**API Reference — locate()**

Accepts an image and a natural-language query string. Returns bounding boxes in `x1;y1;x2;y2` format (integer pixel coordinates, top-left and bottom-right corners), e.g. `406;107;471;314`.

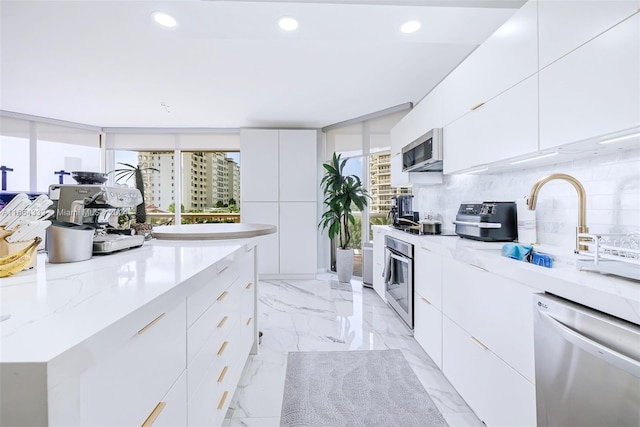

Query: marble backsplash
414;147;640;251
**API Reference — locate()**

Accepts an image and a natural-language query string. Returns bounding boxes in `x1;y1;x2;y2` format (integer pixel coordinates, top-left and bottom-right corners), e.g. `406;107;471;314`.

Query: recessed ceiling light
400;21;421;34
278;16;299;32
152;11;177;28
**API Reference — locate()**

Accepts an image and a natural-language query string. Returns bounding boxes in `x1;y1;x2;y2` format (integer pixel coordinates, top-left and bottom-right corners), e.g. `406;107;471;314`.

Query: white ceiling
0;0;523;129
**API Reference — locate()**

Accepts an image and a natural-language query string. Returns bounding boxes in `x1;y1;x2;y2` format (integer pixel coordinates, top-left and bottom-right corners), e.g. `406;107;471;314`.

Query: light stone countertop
152;223;277;240
378;226;640;326
0;238;255;363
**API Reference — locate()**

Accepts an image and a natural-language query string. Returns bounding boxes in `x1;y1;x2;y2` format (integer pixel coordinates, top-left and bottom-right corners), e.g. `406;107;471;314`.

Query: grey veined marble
280;349;448;427
224;275;483;427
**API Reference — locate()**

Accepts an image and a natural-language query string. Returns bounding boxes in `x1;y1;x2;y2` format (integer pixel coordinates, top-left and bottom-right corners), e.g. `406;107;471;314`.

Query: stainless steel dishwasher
533;293;640;427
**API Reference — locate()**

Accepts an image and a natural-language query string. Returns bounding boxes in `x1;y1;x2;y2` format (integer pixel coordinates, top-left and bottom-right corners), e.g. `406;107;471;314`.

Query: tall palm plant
114;162;159;224
319;152;370;249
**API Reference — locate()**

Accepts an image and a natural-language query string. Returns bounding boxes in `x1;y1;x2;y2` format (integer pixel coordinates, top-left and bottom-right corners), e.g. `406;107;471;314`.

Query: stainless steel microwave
401;128;443;172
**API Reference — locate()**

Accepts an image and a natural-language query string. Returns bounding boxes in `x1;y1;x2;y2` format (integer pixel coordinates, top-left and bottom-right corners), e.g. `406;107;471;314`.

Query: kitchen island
152;223;277;240
0;238;259;426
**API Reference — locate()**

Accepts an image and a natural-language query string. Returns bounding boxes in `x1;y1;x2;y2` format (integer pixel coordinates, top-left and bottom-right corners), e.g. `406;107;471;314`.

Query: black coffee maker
388;195;419;229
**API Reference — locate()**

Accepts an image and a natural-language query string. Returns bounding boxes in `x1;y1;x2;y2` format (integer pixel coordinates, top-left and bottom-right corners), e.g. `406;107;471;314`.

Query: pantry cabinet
443;75;538;174
441;0;538;126
538;0;639;68
539;13;640;150
241;128;318;277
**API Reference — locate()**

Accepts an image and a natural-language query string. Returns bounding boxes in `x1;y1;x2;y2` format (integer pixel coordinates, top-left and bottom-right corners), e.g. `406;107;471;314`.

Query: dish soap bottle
516;196;537;245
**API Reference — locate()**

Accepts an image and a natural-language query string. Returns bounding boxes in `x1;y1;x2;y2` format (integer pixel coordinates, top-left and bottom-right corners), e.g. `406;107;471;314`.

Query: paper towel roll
516;197;537;244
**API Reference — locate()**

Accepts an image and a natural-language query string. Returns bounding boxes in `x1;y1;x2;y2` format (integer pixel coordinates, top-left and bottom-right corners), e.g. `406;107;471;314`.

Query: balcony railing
146;212;240;225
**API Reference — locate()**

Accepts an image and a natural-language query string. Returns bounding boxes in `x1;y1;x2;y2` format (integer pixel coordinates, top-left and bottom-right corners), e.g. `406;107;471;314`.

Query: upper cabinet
278;130;318;202
539;13;640;150
538;0;640;68
240;129;279;202
442;0;538;126
444;75;538;174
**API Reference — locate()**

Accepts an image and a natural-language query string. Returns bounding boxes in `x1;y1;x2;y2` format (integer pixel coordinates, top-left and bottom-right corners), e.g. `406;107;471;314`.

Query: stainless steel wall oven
383;235;414;329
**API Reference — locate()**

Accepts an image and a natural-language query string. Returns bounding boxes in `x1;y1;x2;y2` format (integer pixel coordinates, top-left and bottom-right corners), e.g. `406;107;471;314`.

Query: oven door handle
389;252;410;263
452;220;502;229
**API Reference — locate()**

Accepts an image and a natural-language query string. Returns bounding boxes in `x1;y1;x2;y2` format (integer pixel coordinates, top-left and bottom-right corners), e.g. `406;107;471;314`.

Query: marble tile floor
223;273;483;427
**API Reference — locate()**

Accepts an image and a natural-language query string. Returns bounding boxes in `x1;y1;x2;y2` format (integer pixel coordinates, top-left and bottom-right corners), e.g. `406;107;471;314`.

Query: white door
241;201;279;275
240;129;279;202
279;202;317;275
279;129;317;202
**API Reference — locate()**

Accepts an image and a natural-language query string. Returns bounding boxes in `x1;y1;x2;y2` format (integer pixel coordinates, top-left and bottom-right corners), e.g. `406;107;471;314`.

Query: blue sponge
531;252;553;268
502;243;533;260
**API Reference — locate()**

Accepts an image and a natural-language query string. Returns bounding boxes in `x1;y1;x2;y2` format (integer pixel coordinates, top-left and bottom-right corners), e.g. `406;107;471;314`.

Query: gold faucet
527;173;589;253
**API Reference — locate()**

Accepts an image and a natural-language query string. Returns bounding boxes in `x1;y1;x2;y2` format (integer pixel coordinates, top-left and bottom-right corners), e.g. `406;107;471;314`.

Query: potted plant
113;162;159;224
319;153;370;283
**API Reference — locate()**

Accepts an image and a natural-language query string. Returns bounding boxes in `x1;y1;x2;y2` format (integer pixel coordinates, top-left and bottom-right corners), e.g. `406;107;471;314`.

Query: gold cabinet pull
217;265;229;275
217;316;228;328
471;102;485;111
217;366;229;383
470;264;487;272
246;246;254;252
217;291;228;301
245;282;253;289
421;297;431;305
141;401;166;427
470;336;489;351
246;317;253;326
421;246;431;252
217;391;229;410
137;313;166;335
217;341;229;356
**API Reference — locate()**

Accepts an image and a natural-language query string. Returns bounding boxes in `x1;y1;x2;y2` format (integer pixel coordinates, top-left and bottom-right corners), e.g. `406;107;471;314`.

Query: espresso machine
48;184;146;254
388;195;419;230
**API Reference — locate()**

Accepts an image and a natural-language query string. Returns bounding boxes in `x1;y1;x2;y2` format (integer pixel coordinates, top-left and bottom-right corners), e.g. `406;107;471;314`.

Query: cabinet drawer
80;300;186;426
414;246;442;309
414;295;442;368
241;280;256;353
442;258;537;382
187;256;240;326
442;316;536;427
141;370;187;427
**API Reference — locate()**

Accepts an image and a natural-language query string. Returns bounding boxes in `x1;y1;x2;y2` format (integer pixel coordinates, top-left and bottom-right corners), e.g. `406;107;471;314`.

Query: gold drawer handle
470;264;487;272
137;313;166;335
217;316;228;328
217;265;229;275
245;282;253;289
141;401;166;427
246;317;253;326
217;291;228;301
217;366;229;383
470;336;489;351
421;297;431;305
471;102;485;111
246;246;254;252
217;341;229;356
217;391;229;410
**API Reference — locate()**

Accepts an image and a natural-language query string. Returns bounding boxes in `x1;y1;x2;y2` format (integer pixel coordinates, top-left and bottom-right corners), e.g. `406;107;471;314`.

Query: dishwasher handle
539;311;640;377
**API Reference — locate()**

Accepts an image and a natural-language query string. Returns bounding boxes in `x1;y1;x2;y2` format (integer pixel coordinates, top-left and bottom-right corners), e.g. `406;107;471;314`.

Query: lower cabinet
372;226;387;301
149;371;188;427
413;295;442;369
443;316;536;427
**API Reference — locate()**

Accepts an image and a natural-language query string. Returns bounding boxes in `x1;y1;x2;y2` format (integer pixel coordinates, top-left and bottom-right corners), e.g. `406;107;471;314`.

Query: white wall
414;147;640;251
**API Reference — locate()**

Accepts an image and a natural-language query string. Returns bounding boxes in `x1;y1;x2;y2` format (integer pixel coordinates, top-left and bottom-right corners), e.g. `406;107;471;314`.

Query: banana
0;237;41;277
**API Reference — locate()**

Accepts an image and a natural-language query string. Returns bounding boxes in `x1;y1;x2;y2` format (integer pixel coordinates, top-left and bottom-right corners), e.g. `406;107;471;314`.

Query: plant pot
336;248;354;283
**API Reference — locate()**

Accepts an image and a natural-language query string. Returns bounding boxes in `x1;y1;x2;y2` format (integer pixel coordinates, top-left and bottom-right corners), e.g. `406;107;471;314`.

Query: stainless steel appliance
48;184;145;254
383;235;413;329
401;128;443;172
533;293;640;427
453;201;517;241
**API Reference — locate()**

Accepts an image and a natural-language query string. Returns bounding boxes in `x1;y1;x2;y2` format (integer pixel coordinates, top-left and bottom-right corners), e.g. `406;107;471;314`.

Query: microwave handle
452;220;502;229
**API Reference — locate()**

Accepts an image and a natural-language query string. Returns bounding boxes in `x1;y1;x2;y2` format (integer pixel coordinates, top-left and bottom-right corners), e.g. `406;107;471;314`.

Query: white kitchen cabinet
442;0;538;126
442;316;536;427
279;129;317;202
80;300;187;426
241;202;279;275
441;257;537;382
414;295;443;369
241;128;318;277
372;226;387;302
538;0;639;68
279;202;318;275
414;246;442;309
444;75;538;174
539;13;640;150
240;129;279;202
150;371;187;427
